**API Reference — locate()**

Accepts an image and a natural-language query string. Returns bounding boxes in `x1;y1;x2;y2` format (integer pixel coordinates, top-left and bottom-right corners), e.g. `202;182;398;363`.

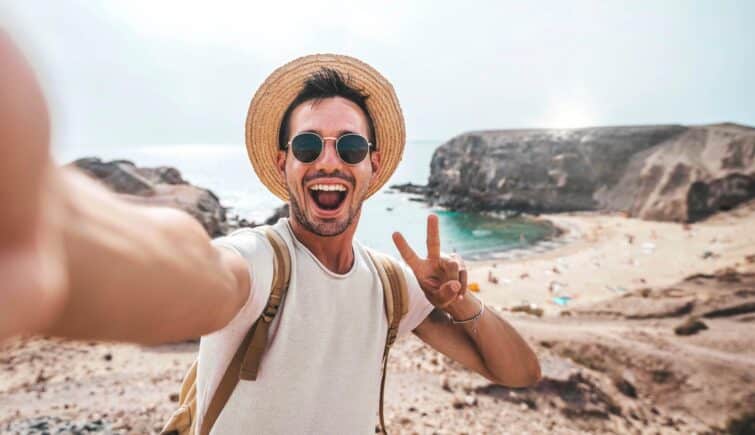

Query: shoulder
211;227;279;314
361;246;434;337
212;228;270;259
214;225;298;273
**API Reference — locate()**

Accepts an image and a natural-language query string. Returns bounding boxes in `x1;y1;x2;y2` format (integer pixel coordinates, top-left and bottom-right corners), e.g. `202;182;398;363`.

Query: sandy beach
468;203;755;315
2;202;754;434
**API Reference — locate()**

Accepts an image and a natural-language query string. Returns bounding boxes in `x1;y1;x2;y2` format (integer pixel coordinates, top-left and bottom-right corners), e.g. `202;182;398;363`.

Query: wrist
445;291;482;321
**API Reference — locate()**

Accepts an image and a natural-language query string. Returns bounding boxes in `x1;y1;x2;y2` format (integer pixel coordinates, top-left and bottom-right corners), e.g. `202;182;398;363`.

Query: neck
287;209;361;274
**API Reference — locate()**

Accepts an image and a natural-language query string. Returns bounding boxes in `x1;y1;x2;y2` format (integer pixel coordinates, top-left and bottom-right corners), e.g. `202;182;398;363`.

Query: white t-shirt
196;218;434;434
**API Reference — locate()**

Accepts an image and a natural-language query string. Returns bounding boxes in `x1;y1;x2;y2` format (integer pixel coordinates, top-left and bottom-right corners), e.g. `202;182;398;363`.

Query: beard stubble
287;183;366;237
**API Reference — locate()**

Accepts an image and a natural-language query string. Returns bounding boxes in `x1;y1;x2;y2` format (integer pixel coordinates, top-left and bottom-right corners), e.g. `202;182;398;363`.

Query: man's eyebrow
297;129;361;137
336;129;360;137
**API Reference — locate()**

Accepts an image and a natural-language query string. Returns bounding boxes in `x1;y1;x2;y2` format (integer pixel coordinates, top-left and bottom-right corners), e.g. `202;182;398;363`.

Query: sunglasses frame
286;132;374;166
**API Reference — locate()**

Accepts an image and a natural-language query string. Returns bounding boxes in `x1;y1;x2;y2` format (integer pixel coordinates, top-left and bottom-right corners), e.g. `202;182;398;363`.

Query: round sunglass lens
291;133;322;163
337;134;370;164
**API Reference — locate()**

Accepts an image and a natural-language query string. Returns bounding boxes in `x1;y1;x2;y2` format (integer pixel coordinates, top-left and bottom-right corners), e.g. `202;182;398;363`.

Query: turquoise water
56;141;555;258
432;211;555;256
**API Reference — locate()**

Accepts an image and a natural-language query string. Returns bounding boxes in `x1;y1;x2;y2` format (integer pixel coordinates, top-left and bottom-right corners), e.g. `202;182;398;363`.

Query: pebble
5;416;110;434
440;375;451;392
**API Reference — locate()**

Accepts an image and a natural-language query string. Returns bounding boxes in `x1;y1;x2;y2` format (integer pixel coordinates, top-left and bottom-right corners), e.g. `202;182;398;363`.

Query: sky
2;0;753;148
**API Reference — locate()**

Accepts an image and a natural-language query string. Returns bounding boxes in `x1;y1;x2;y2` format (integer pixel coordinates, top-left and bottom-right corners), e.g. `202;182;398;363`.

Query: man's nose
314;138;342;172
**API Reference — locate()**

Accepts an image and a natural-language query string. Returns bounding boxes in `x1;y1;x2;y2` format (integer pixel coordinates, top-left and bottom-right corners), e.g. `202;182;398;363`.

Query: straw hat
245;54;405;200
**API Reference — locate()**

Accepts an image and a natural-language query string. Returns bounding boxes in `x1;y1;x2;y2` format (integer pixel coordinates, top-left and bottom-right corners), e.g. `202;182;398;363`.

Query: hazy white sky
2;0;753;147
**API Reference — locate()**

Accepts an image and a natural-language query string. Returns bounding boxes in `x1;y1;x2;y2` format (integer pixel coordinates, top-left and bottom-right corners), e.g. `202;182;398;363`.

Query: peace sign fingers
392;231;421;270
392;213;442;269
392;215;469;306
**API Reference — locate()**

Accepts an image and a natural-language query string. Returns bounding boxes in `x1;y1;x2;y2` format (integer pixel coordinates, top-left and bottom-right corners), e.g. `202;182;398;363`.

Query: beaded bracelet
450;295;485;325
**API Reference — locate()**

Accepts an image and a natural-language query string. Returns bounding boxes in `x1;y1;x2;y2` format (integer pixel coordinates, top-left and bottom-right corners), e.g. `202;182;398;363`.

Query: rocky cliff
427;123;755;222
71;158;239;236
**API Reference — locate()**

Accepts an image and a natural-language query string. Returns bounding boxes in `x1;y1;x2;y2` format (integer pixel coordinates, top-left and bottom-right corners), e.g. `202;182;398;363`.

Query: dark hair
278;68;376;150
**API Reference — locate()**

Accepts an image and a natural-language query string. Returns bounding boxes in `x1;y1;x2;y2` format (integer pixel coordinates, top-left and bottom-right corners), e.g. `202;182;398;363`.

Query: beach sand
1;202;754;434
467;202;755;315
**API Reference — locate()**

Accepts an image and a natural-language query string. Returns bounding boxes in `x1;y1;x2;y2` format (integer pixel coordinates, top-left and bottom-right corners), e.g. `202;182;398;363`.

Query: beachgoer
0;37;540;433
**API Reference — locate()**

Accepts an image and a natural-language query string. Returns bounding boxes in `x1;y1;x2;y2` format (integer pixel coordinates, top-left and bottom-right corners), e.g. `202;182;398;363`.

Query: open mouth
308;183;349;212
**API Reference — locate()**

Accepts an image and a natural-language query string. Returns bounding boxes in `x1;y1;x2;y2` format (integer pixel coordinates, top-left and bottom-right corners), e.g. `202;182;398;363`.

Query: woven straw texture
245;54;405;200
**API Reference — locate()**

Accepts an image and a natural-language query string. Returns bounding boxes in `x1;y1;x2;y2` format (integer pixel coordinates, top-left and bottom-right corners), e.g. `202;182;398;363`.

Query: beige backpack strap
365;249;409;435
199;226;291;435
160;360;198;434
239;227;291;380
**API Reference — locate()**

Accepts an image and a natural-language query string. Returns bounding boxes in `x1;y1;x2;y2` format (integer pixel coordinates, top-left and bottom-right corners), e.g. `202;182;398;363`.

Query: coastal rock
72;157;156;195
674;317;708;336
71;158;229;236
133;166;187;186
265;204;290;225
388;182;431;196
428;123;755;222
510;303;544;317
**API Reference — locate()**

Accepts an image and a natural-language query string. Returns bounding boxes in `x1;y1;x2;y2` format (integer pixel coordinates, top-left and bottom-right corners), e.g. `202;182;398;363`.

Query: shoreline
460;212;575;261
387;192;569;261
466;201;755;315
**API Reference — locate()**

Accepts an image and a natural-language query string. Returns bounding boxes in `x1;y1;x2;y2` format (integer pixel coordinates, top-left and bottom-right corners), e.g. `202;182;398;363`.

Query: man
1;36;540;433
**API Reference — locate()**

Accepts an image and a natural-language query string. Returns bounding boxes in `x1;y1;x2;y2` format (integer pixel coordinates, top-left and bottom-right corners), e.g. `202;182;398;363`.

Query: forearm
43;168;247;344
446;293;541;387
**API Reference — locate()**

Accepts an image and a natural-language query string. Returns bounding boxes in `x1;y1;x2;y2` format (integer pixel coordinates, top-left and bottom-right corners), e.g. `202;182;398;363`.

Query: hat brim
245;54;405;201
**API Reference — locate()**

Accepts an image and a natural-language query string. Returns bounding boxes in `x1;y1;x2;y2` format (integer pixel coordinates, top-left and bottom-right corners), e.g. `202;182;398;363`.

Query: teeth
309;184;347;192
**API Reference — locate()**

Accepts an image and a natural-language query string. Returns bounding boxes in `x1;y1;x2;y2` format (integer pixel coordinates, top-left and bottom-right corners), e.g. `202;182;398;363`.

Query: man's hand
397;215;542;388
0;31;69;340
392;214;467;310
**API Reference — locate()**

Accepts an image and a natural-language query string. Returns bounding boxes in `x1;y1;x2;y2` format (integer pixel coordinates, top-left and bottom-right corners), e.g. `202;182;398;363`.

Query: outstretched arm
41;169;250;344
394;215;541;387
0;32;249;344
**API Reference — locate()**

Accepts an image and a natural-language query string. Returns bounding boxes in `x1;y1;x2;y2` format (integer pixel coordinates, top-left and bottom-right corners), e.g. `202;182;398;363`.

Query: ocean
56;141;554;258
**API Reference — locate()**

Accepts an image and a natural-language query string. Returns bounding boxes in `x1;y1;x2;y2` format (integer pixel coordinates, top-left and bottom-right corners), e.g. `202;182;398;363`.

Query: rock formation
428;123;755;222
71;158;237;236
264;204;290;225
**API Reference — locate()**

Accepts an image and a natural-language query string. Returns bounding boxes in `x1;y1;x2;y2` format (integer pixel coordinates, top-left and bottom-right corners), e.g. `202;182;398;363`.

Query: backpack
161;226;409;435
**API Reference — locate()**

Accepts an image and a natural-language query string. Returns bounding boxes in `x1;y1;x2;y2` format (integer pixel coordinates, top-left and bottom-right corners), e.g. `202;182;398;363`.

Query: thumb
435;280;462;308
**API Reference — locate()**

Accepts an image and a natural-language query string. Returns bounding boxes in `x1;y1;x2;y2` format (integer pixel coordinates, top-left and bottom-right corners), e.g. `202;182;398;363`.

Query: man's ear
369;150;381;183
276;150;287;179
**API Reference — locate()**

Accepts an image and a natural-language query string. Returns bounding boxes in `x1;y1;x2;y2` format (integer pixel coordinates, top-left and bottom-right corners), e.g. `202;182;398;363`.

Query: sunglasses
286;132;373;165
